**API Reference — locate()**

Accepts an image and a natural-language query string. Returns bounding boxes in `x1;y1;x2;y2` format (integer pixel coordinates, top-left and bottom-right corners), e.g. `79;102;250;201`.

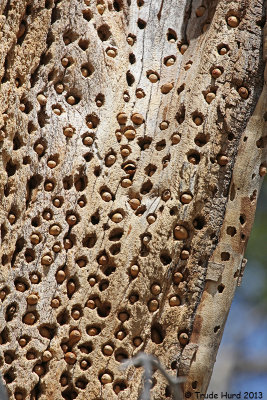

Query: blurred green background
209;178;267;395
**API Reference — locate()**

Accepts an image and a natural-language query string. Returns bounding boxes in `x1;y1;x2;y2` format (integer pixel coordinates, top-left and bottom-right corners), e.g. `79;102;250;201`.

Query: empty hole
62;387;78;399
25;248;35;262
5;303;17;322
0;328;9;344
140;180;153;195
110;243;121;255
83;9;93;21
165;386;171;397
193;216;205;230
11;237;26;267
144;164;157;176
63;176;73;190
26;174;43;206
91;212;100;225
218;284;225;293
4;369;15;384
221;252;230;261
83;233;97;248
31;216;40;227
126;71;135;86
6;160;18;177
129;53;136;64
135;205;146;216
113;0;123;11
97;302;111;317
170;207;177;216
57;309;69;325
175;105;185;124
194;133;209;147
160;252;172;265
13;133;23;150
103;266;116;276
239;214;246;225
97;24;111;41
171;360;177;370
151;324;164;344
214;325;220;333
78;38;89;50
137;18;147;29
2;254;8;265
84;152;93;162
74;174;88;191
99;280;109;291
230;184;236;201
155;139;166;151
109;228;124;241
192;381;198;389
177;83;185;94
63;30;79;44
23;156;31;165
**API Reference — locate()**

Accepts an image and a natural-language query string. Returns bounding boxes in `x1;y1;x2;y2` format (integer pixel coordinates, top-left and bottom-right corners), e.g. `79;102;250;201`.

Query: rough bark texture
0;0;266;399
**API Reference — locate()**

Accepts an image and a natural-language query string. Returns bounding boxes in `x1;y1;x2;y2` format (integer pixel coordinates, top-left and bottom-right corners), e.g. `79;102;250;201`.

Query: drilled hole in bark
97;24;111;41
140;180;153;194
109;228;124;241
129;53;136;64
83;233;97;248
138;136;152;150
145;164;157;176
137;19;147;29
57;309;70;325
239;214;246;225
99;280;109;291
218;284;225;293
13;133;23;150
167;29;177;42
175;105;185;124
113;0;123;11
226;226;236;236
155;139;166;151
83;9;93;21
151;324;164;344
193;216;205;230
97;302;111;317
221;252;230;261
126;71;135;86
194;132;209;147
160;252;172;265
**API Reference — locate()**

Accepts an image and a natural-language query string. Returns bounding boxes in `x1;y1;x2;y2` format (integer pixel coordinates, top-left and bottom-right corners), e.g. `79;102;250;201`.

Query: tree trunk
0;0;266;399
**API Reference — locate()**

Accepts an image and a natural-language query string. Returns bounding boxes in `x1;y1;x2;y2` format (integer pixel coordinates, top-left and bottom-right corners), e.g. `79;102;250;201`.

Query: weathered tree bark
0;0;266;399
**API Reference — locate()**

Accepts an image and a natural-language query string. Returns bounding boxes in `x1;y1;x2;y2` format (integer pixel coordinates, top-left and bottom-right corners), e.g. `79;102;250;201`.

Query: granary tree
0;0;266;399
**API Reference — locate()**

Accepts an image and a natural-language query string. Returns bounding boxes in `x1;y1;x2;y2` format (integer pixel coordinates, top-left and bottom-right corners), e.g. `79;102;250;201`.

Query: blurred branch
122;352;185;400
234;358;267;374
